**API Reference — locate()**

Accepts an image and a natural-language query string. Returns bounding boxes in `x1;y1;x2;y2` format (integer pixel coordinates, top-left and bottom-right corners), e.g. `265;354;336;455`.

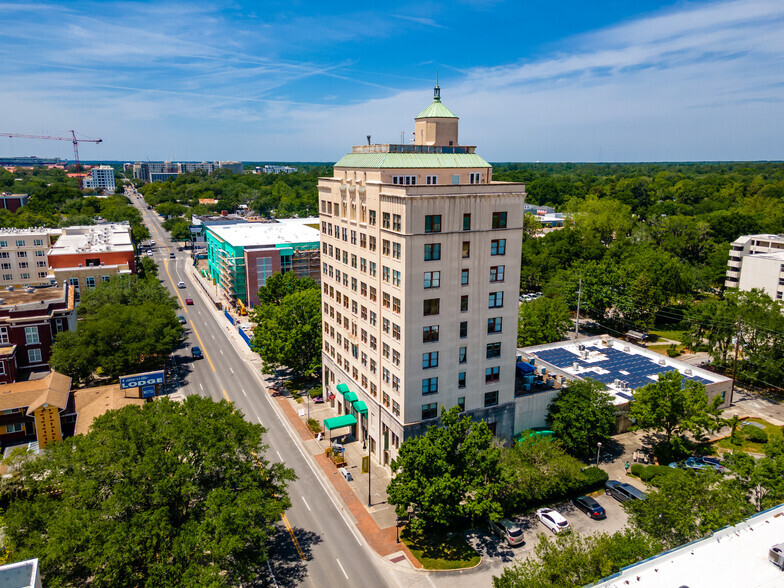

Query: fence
224;310;235;325
238;328;252;347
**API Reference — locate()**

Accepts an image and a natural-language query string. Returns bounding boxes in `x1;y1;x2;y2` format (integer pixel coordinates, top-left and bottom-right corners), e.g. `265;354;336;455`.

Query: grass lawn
401;529;480;570
715;417;783;453
648;329;687;344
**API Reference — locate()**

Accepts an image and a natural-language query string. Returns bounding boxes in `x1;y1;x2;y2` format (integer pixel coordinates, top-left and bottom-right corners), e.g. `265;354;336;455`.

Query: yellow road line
163;260;187;311
221;389;231;402
281;513;306;560
189;320;217;373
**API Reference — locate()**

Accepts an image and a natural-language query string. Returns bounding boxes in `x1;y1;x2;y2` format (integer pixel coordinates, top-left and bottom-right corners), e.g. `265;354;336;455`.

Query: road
131;193;398;587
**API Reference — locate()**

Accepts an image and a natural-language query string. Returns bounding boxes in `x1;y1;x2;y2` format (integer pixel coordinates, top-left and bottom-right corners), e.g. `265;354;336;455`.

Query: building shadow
253;525;323;587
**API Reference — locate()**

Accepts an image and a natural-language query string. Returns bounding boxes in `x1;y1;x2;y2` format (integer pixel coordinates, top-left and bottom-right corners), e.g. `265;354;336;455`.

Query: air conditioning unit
581;351;589;359
658;359;666;366
614;379;621;386
769;542;784;570
607;340;614;347
573;362;580;371
578;344;586;351
623;346;630;352
685;368;693;376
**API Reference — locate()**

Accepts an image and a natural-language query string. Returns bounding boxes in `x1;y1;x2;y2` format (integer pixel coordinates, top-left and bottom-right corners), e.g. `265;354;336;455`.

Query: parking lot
460;490;630;582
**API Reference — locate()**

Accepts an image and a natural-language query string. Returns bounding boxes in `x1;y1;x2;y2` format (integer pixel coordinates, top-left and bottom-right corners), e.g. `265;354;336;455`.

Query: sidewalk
187;266;420;570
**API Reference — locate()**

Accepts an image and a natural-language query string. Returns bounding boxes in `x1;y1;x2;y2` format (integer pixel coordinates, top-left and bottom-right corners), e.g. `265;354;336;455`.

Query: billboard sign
120;370;165;390
141;385;156;398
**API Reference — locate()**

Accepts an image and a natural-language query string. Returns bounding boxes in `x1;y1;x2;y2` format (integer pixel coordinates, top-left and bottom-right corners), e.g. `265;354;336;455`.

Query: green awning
344;391;358;403
353;400;368;415
336;383;350;395
324;414;357;431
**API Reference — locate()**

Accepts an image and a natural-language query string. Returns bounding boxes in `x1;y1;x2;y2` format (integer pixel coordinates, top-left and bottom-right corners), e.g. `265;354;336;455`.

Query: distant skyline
1;0;783;163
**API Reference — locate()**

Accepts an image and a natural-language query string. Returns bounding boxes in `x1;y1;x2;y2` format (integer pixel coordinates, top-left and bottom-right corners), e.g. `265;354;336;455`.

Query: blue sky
1;0;783;162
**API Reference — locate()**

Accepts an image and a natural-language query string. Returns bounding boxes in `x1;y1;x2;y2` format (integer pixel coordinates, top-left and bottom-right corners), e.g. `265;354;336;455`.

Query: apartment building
725;234;784;301
318;85;526;466
133;161;243;182
0;228;61;287
82;165;116;192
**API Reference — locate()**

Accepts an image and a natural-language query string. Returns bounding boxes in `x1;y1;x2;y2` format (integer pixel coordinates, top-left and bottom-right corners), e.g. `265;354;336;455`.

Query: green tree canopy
50;275;182;383
1;396;295;587
251;280;322;377
257;271;318;307
546;379;616;460
517;296;572;346
493;529;661;588
723;447;784;512
630;371;723;442
387;406;503;534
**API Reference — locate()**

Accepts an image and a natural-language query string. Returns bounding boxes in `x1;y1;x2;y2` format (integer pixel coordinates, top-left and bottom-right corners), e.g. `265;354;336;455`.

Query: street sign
120;370;165;390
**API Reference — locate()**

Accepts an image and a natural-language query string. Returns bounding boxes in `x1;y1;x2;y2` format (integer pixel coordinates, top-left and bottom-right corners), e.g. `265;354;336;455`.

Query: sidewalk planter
325;447;347;468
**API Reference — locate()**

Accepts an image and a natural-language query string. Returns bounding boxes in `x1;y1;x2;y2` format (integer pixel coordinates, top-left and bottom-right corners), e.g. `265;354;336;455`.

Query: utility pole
729;315;742;405
574;276;583;340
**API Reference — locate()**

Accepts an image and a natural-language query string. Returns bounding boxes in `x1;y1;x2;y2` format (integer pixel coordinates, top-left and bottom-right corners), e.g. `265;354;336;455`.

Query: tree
251;286;322;377
162;216;191;241
0;396;295;586
517;296;572;346
257;271;318;307
137;255;159;279
546;379;616;460
49;276;182;383
493;529;661;588
629;371;723;443
387;406;503;534
625;469;752;548
723;448;784;512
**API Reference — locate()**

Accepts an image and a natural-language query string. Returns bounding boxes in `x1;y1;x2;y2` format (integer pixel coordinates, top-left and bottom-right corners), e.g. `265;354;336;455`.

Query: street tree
162;216;191;240
0;396;295;587
388;406;503;534
49;275;182;383
625;469;752;549
547;379;616;460
251;285;322;377
629;371;723;443
493;529;661;588
723;448;784;512
257;271;318;307
517;296;572;346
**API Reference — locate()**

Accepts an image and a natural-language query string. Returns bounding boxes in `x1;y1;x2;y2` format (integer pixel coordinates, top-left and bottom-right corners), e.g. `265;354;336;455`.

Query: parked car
177;315;186;324
177;281;186;289
605;480;647;502
571;495;607;520
191;346;203;359
535;508;569;533
146;250;153;257
150;239;156;246
185;298;194;305
169;252;176;259
669;456;727;474
488;518;525;547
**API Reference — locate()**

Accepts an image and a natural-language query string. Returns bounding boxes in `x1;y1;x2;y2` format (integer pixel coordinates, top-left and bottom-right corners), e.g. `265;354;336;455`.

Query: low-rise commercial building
517;335;731;433
0;228;61;287
0;192;30;212
47;223;134;295
725;234;784;301
205;218;320;308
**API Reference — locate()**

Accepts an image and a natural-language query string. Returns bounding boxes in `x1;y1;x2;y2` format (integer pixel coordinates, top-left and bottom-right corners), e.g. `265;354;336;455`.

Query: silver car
489;518;525;547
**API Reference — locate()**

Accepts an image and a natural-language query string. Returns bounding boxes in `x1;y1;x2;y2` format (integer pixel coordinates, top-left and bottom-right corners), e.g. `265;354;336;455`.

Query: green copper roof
334;152;490;169
415;98;458;119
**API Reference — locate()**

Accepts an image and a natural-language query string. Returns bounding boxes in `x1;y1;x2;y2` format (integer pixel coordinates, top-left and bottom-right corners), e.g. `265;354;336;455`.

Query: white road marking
276;450;282;461
211;333;215;339
199;383;203;391
336;558;348;580
229;367;234;375
219;349;224;355
242;388;247;397
258;417;263;425
302;496;311;512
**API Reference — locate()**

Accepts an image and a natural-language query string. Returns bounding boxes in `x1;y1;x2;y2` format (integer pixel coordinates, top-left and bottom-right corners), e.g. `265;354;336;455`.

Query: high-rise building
82;165;116;192
318;86;526;466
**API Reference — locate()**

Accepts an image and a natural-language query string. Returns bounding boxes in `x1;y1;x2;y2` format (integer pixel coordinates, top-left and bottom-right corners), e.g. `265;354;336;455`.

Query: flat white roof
48;223;133;255
593;503;784;587
208;219;319;247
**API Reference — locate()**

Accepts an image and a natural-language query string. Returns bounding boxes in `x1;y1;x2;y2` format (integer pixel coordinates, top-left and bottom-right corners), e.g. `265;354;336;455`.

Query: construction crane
0;130;102;171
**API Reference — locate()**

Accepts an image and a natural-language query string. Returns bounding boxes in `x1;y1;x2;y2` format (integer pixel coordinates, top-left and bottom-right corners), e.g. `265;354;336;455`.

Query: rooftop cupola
414;83;459;147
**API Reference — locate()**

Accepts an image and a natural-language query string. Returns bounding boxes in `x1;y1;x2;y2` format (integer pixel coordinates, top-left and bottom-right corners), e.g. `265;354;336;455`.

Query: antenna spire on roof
434;70;441;101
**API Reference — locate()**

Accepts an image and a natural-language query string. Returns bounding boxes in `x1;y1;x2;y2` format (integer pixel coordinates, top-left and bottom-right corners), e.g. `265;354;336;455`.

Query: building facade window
422;378;438;395
487;317;503;333
382;213;391;228
423;298;440;316
484;391;499;407
458;373;466;389
485;366;500;382
463;213;471;231
461;269;469;285
487;342;502;359
86;276;96;288
28;348;42;363
423;325;439;343
392;175;417;185
25;326;39;345
422;351;439;369
425;215;442;233
392;242;401;259
392;215;402;231
422;403;438;420
491;239;506;255
489;265;505;282
426;175;438;185
461;295;468;312
424;271;440;289
424;243;441;261
457;397;465;411
489;291;504;308
459;347;467;364
469;172;481;184
462;241;470;258
459;321;468;338
492;212;508;229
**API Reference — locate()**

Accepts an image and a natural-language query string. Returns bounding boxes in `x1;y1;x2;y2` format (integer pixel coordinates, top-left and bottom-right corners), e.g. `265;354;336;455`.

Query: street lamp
596;442;602;466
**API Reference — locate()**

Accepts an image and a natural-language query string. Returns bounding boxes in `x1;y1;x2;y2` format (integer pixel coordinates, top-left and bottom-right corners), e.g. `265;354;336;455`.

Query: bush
639;465;675;482
309;389;322;399
306;418;321;434
666;344;680;357
630;463;645;477
743;426;768;444
578;466;609;491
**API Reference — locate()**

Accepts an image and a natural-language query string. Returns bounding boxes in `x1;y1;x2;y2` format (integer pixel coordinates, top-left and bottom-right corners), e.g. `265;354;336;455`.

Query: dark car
572;495;607;519
191;346;203;359
670;456;727;474
605;480;647;502
177;315;186;324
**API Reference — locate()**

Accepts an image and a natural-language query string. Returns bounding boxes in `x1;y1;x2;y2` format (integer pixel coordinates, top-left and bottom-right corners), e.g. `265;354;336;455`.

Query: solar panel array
533;345;713;390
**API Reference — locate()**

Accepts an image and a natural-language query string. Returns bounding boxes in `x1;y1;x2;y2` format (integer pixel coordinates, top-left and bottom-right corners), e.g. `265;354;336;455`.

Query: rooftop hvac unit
658;359;666;366
614;379;621;386
685;368;693;376
581;351;589;359
607;340;614;347
578;344;586;351
573;362;580;371
769;543;784;570
623;346;630;352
